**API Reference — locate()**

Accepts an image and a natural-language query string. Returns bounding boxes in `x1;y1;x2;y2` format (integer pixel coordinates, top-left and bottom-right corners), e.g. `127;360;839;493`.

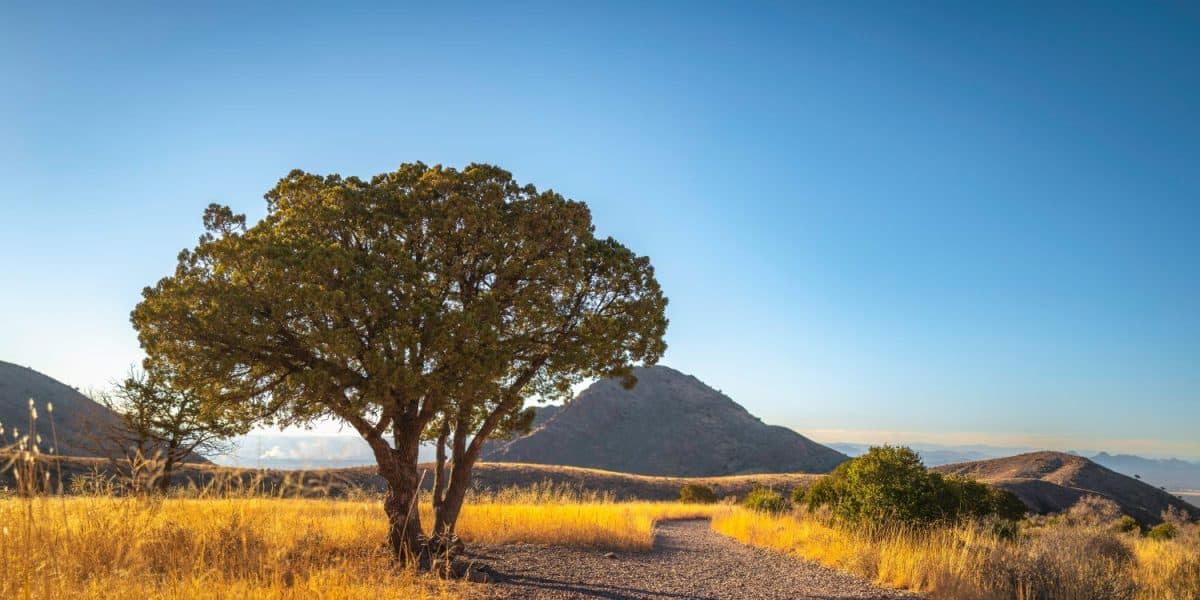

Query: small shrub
789;484;809;505
1114;516;1142;534
1018;527;1136;599
1148;523;1177;540
986;515;1019;540
1067;495;1122;526
744;485;789;514
678;483;717;504
1161;505;1193;528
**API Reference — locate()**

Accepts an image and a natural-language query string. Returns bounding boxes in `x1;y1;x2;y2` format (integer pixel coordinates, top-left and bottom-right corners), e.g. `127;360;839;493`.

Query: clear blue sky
3;2;1198;457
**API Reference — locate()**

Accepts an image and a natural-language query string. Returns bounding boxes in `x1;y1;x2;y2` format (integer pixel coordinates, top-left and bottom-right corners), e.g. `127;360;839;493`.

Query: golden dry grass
0;495;466;600
0;483;722;600
711;507;1200;600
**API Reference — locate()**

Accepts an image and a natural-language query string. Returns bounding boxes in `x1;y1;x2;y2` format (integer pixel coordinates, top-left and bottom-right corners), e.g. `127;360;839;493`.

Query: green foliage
678;483;717;504
803;445;1027;527
1147;523;1177;540
789;484;809;505
941;475;1028;522
744;485;790;514
1114;516;1143;534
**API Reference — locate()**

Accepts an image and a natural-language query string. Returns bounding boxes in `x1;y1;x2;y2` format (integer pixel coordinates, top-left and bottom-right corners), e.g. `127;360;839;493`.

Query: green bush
1147;523;1177;540
789;484;809;505
678;483;717;504
803;445;1028;527
744;485;790;514
1114;516;1142;534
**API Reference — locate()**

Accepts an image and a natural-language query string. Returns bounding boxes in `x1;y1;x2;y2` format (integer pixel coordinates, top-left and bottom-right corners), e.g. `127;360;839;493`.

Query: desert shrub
1148;523;1177;540
744;485;789;514
1115;515;1143;534
678;483;717;504
941;475;1027;522
1006;527;1136;600
789;484;810;505
1067;495;1123;526
986;515;1020;540
804;445;1025;527
1161;505;1193;528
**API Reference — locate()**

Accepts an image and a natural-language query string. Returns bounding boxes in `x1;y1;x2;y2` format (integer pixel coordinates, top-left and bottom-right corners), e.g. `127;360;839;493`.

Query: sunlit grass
711;507;1200;599
0;495;464;599
0;481;723;600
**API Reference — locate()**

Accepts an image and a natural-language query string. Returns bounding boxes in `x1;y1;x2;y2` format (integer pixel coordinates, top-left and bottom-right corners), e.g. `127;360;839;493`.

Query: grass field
712;507;1200;599
0;484;723;600
4;484;1200;600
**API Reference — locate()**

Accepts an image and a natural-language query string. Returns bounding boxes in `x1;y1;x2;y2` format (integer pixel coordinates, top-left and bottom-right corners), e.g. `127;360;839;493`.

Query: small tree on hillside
98;367;246;492
131;164;668;561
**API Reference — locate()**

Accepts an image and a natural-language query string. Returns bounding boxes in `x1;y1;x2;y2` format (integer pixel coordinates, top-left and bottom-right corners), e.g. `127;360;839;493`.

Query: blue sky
3;2;1198;458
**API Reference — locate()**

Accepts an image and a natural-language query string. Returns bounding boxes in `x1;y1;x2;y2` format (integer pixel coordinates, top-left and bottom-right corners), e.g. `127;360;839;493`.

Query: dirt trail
476;519;923;599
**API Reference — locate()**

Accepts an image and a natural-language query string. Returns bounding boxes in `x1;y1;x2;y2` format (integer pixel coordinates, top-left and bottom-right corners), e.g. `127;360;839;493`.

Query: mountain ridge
484;365;847;476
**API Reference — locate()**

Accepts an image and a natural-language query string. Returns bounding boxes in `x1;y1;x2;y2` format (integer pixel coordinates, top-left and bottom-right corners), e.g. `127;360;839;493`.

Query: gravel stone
472;519;924;599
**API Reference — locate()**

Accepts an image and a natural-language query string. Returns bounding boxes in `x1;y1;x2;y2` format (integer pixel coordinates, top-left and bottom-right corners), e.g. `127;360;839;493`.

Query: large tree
132;163;668;560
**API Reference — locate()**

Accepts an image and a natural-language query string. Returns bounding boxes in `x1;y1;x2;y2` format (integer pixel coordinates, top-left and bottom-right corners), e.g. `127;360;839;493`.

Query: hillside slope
934;451;1198;524
484;365;847;476
0;361;125;457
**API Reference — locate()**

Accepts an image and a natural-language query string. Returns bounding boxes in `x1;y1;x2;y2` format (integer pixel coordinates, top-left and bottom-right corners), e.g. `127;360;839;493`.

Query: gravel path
472;519;923;599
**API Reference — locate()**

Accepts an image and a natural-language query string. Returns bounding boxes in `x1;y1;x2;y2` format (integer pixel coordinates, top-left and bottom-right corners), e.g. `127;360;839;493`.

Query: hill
933;451;1199;524
483;365;847;476
0;361;125;457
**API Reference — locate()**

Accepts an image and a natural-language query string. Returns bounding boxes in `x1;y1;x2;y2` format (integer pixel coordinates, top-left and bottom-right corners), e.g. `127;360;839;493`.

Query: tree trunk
431;422;449;513
433;417;478;537
157;442;180;493
433;456;476;536
368;431;426;563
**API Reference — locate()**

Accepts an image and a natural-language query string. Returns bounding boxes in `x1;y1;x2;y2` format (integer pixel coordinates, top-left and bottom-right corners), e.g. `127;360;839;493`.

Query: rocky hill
483;365;847;476
933;451;1199;524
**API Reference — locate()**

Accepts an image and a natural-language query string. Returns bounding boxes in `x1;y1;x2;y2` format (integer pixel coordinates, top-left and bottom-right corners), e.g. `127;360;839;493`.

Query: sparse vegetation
743;485;790;514
712;495;1200;599
1147;522;1177;540
679;483;718;504
1066;494;1123;526
94;367;246;493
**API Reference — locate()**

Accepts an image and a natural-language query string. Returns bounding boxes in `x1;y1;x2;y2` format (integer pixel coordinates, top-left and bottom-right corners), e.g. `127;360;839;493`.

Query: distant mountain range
484;365;848;476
